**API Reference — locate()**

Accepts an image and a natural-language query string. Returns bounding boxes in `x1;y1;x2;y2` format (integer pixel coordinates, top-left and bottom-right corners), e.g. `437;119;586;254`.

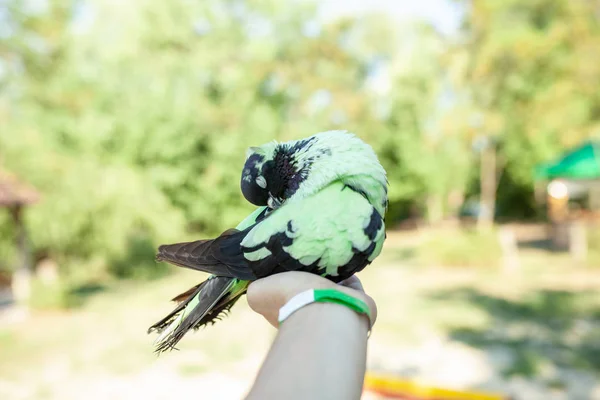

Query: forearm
245;302;370;400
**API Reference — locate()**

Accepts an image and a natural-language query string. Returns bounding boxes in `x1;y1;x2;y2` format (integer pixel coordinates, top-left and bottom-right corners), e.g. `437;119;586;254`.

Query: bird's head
241;131;387;213
240;141;278;207
241;136;318;209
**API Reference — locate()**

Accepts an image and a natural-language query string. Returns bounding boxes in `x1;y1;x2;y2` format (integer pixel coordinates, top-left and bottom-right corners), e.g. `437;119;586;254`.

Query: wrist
282;300;371;333
278;288;373;329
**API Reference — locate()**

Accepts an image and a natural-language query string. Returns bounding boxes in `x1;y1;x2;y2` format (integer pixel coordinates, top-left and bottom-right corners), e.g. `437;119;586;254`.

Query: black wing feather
156;228;259;280
152;276;240;353
147;281;207;334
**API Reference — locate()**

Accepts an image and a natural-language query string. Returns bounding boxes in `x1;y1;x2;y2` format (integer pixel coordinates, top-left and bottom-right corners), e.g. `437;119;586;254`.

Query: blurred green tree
1;0;598;284
458;0;600;222
0;0;392;278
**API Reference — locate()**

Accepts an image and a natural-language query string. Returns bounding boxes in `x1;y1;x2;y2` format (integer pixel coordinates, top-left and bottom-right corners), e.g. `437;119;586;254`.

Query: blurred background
0;0;599;399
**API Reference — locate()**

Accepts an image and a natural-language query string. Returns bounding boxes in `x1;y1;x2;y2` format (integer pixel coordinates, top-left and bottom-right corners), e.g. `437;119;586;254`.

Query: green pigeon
148;130;387;352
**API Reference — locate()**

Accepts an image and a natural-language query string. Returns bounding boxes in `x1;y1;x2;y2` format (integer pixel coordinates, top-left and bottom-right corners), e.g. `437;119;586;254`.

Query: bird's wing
238;181;386;281
155;207;270;280
156;183;385;282
155;228;258;279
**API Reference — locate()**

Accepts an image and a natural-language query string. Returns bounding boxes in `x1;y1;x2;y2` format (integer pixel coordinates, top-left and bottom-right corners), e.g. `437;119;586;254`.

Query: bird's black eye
241;154;269;206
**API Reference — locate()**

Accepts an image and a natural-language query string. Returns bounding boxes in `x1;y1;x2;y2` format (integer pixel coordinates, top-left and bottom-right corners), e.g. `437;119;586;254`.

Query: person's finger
247;279;283;327
338;275;364;292
247;271;376;328
362;294;377;327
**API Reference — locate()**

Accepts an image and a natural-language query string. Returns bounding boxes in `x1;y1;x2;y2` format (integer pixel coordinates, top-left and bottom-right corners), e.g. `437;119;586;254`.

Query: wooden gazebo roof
0;169;39;207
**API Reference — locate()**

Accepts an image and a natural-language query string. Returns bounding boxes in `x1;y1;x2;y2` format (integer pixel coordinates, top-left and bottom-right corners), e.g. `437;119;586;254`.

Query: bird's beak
268;194;282;210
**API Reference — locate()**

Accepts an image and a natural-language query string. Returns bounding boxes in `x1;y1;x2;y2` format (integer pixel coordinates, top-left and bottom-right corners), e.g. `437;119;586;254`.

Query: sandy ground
1;230;599;400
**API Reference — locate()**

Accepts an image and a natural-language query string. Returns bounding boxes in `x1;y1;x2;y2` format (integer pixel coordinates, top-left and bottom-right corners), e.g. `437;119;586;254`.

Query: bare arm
244;272;377;400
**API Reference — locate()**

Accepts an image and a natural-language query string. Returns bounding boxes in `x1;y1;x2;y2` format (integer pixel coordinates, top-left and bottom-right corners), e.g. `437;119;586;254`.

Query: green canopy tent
535;141;600;254
536;141;600;181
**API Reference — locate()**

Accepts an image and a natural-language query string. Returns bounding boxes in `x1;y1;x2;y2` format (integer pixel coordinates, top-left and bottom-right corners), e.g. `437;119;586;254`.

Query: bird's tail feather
148;276;248;353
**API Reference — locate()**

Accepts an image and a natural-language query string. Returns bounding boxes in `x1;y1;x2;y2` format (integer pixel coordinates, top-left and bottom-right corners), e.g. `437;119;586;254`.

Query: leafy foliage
0;0;598;280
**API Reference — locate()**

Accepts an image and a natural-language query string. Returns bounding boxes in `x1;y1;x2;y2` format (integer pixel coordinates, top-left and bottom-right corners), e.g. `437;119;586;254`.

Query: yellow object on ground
364;372;509;400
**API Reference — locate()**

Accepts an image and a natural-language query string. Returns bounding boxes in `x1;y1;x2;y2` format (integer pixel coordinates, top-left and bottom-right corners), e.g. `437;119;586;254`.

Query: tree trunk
478;144;496;229
10;205;32;303
426;194;444;225
569;220;587;263
498;226;519;273
447;189;465;221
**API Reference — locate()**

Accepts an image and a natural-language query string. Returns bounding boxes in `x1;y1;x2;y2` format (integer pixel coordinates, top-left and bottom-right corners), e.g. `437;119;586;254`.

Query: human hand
246;271;377;328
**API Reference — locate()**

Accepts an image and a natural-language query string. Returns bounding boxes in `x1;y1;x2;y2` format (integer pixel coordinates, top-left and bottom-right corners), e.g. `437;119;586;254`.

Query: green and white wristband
278;288;373;329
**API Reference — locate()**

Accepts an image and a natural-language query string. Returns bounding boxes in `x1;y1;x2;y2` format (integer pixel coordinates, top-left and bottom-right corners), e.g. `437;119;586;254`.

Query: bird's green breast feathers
241;181;385;276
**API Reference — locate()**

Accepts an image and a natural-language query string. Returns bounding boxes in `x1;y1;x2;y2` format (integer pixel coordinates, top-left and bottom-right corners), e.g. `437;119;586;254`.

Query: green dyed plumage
242;181;385;277
246;130;388;215
149;130;387;352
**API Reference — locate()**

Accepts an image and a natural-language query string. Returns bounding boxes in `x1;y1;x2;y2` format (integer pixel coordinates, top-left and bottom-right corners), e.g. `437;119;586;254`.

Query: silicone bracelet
278;288;372;328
